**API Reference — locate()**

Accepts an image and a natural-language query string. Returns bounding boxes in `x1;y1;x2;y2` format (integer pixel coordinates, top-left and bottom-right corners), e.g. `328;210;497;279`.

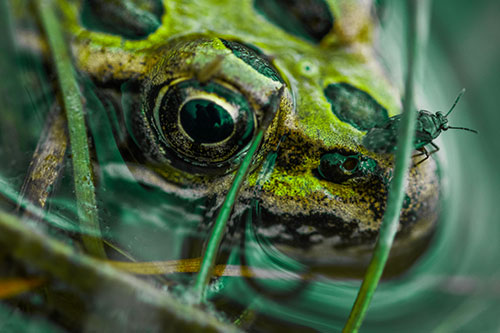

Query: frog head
64;0;440;277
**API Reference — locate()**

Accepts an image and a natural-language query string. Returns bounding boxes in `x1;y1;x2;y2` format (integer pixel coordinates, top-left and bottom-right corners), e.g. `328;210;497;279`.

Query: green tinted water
1;1;499;332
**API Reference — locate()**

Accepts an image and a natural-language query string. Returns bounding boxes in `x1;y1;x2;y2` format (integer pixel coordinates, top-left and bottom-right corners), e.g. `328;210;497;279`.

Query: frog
14;0;440;279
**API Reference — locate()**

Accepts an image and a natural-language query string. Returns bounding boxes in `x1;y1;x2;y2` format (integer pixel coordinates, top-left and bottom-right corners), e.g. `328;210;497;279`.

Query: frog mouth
253;205;378;250
247;200;438;279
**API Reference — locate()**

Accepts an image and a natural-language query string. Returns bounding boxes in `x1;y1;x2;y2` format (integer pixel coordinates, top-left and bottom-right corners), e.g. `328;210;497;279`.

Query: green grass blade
35;0;105;258
0;209;240;332
343;0;431;331
193;88;283;302
192;131;263;298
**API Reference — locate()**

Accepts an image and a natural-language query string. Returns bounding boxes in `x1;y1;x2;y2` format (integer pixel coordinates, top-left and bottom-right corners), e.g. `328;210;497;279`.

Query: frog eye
153;79;255;167
124;36;286;174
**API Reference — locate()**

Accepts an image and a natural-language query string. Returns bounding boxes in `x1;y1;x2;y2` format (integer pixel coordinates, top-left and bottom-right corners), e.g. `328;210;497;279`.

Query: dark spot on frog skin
253;0;334;43
80;0;164;40
324;82;389;131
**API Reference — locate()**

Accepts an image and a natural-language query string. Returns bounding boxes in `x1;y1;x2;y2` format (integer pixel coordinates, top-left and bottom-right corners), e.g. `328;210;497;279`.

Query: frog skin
18;0;440;277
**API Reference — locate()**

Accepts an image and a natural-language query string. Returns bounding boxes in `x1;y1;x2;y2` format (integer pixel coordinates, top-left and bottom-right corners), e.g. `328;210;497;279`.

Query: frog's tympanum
23;0;440;278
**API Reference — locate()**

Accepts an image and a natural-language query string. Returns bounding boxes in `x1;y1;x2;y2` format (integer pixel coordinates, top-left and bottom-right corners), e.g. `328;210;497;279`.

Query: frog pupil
180;99;234;144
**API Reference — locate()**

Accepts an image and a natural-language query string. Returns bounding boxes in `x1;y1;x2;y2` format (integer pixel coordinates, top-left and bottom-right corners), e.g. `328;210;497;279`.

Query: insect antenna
443;89;477;133
445;88;466;117
447;126;478;134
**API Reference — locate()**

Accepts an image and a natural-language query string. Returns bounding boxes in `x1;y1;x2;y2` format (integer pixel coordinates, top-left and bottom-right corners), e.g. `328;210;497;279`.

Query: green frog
18;0;440;278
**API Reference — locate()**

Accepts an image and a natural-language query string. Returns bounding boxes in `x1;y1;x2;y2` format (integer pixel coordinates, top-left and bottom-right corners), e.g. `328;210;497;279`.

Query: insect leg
412;147;427;158
414;147;429;166
428;141;440;155
415;142;440;166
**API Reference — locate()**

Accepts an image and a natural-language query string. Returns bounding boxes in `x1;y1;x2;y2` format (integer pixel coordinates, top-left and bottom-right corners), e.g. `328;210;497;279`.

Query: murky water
1;1;499;332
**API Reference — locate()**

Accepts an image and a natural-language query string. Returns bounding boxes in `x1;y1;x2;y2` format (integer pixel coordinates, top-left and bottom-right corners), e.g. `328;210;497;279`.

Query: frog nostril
318;153;353;183
317;152;377;184
342;157;359;172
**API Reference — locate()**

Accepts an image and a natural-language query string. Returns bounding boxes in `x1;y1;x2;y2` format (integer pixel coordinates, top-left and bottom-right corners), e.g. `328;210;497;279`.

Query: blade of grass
107;258;301;279
0;0;25;160
0;278;45;299
193;87;284;302
0;209;239;332
18;103;67;212
343;0;431;331
35;0;105;258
